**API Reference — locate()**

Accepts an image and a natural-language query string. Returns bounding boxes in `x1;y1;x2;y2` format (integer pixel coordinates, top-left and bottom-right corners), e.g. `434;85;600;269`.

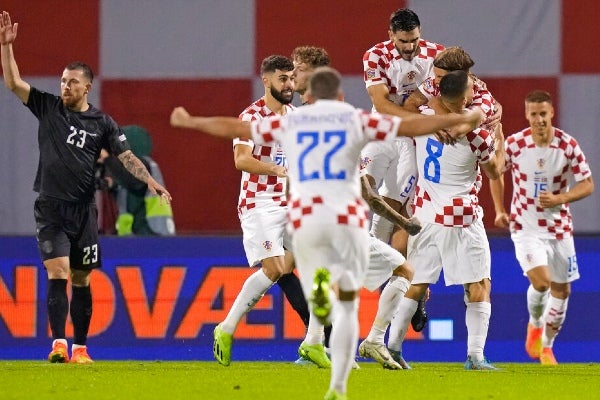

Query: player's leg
359;238;410;369
35;197;72;363
70;269;94;364
391;224;429;332
387;284;425;369
514;233;551;359
68;201;101;364
524;266;551;359
463;279;496;370
44;257;71;363
540;238;579;365
456;222;497;370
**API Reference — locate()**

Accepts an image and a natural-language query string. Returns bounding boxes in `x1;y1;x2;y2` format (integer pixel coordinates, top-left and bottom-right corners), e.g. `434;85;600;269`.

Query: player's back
283;100;365;201
413;129;491;227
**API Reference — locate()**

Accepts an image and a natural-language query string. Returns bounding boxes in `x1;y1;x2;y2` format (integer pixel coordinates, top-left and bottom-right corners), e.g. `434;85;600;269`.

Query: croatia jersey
234;98;294;216
363;39;444;106
413;109;495;227
250;100;401;232
505;127;592;239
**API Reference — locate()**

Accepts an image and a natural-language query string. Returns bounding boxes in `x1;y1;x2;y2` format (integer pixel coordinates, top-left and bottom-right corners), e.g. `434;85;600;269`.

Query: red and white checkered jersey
505;127;592;239
250;99;401;232
419;76;496;125
413;112;495;227
233;98;295;215
363;39;444;106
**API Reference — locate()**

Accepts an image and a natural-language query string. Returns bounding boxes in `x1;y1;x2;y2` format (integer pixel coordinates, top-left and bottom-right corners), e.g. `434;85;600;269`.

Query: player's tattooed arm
117;150;150;183
361;174;421;235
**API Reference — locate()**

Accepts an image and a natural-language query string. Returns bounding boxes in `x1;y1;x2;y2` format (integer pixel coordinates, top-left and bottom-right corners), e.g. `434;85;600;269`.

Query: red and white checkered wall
1;0;598;234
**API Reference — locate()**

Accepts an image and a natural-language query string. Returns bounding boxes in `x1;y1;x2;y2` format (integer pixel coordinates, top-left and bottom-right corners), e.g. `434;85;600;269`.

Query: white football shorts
363;235;406;291
361;137;417;205
239;206;291;266
511;232;580;283
408;220;491;286
292;224;369;297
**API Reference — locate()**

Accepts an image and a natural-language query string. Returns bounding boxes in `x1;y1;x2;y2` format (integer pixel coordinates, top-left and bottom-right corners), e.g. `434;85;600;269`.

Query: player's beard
271;86;294;105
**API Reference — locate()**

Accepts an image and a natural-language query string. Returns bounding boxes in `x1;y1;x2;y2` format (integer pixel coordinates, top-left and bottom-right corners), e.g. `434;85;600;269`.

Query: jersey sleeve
251;115;284;145
470;80;495;119
359;110;401;142
233;112;255;148
106;118;130;156
25;87;58;121
466;128;494;164
363;46;388;89
568;138;592;182
418;77;437;100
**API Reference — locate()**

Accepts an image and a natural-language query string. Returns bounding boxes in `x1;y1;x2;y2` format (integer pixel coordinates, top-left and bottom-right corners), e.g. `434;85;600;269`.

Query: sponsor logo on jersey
262;241;273;251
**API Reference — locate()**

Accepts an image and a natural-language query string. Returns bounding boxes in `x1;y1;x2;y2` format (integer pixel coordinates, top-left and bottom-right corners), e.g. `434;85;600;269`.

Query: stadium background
0;0;599;362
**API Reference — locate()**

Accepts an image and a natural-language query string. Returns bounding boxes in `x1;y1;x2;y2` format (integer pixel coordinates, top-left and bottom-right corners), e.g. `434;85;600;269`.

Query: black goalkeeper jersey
26;87;130;203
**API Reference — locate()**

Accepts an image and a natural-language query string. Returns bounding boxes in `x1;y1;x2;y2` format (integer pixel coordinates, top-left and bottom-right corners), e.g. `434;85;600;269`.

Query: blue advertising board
0;235;598;362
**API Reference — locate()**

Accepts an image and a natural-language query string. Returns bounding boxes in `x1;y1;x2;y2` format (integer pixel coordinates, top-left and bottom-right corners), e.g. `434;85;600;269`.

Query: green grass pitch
0;361;597;399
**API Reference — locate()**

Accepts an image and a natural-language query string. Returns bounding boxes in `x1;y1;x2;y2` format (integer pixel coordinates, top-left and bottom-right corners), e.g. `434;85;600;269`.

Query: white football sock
466;301;491;362
221;268;274;334
304;313;325;345
542;295;569;348
329;298;358;395
527;284;549;328
387;296;417;352
366;276;410;344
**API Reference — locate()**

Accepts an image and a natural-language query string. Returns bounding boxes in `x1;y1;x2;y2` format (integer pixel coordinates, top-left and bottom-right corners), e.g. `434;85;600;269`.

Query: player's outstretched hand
170;107;190;128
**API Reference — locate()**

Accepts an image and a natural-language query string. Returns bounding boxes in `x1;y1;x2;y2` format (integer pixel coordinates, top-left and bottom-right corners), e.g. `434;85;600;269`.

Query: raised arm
0;11;30;103
170;106;252;140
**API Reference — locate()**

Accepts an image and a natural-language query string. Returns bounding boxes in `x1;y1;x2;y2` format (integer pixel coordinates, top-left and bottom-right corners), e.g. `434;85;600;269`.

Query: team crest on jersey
366;68;377;80
360;156;372;171
262;241;273;251
537;158;545;169
407;71;416;81
526;254;533;263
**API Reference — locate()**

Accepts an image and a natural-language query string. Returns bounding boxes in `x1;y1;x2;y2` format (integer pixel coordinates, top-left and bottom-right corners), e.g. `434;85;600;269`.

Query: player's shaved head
308;67;341;100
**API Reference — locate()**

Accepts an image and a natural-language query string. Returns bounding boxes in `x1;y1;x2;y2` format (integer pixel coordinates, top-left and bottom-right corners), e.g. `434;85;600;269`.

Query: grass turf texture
0;361;597;399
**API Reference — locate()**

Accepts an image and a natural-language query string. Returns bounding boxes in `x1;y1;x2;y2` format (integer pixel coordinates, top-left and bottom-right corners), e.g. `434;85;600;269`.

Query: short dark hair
260;55;294;75
525;90;552;104
65;61;94;82
309;66;341;100
291;46;330;68
433;47;474;72
389;8;420;33
439;70;469;100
